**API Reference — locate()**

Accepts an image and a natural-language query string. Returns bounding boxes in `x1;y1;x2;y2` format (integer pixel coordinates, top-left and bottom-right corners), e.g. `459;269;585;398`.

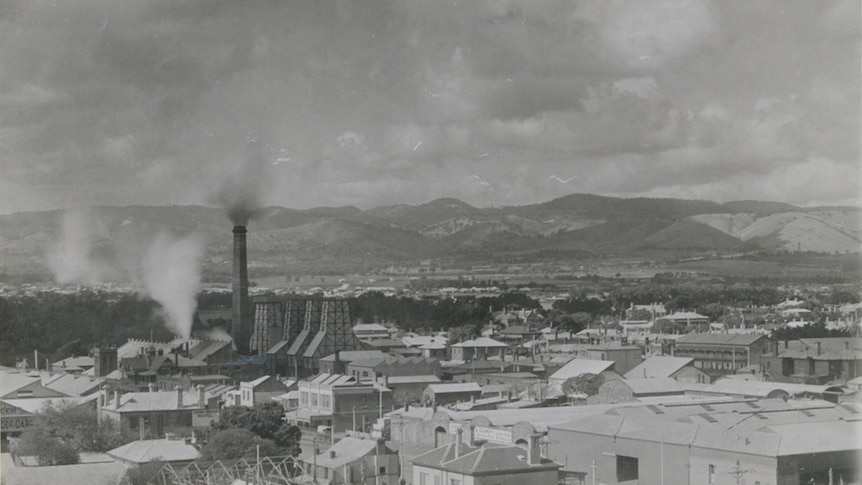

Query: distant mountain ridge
1;194;859;279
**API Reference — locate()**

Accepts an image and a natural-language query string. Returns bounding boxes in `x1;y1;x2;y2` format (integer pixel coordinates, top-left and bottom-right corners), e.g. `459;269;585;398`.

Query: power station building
229;223;363;377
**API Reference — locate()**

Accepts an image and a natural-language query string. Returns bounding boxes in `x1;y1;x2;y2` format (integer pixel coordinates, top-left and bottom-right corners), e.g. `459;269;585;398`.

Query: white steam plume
47;208;203;339
47;208;117;284
141;233;203;339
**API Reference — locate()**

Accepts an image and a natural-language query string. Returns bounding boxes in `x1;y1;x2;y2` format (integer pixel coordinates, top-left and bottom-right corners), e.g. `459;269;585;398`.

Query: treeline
0;292;174;367
350;291;543;332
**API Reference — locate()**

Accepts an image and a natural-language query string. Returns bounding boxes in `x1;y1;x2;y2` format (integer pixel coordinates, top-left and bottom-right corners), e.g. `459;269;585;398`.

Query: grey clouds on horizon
1;0;859;214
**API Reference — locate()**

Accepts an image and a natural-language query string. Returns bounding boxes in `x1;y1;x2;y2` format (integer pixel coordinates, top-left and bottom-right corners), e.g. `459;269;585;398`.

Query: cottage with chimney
98;385;209;438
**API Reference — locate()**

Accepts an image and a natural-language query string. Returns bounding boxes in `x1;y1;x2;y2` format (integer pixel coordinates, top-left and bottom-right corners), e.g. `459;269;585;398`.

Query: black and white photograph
0;1;860;484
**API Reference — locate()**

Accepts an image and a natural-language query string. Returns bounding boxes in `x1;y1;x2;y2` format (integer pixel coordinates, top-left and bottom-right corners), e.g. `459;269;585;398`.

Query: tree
14;427;80;466
211;402;285;440
211;402;302;457
199;428;283;462
36;401;133;452
561;373;605;399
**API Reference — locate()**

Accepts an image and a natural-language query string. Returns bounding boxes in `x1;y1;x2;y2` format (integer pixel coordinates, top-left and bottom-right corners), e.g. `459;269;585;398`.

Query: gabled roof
625;356;694;379
2;395;98;414
548;359;616;381
107;438;200;464
451;337;508;348
105;390;204;413
426;382;482;394
302;437;383;468
41;373;103;397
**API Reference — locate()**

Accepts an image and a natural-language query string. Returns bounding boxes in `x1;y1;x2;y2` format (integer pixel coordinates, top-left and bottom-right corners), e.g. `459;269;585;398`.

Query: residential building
107;435;200;466
99;386;208;438
761;337;862;384
238;375;289;407
285;373;392;433
300;437;399;485
450;338;508;362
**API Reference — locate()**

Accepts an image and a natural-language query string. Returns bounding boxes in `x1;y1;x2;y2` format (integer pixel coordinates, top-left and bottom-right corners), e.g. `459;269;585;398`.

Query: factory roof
624;356;694;379
548;359;616;382
622;377;685;395
412;442;560;475
683;378;843;398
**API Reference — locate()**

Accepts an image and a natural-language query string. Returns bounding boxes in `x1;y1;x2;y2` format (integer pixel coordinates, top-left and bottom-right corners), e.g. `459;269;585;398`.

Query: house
450;338;508;362
761;337;862;384
661;311;710;331
411;436;561;485
385;375;442;405
423;383;482;406
673;333;770;377
99;386;208;438
352;323;392;342
238;375;290;407
300;437;399;485
497;325;543;345
624;356;711;384
403;336;449;359
284;373;392;433
107;435;200;466
346;356;441;382
50;355;96;375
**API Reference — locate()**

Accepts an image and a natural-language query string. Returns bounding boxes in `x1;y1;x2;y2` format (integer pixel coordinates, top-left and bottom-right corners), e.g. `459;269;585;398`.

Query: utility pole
591;459;597;485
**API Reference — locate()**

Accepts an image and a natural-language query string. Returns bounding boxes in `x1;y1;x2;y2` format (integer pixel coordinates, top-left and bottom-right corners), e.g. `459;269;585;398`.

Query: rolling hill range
0;194;859;280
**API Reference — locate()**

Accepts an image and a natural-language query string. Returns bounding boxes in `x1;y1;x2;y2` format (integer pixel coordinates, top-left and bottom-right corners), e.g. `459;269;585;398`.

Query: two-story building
673;333;770;377
285;373;392;433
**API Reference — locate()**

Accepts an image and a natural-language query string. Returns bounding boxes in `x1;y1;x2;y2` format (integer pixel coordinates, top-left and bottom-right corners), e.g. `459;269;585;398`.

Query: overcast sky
1;0;859;214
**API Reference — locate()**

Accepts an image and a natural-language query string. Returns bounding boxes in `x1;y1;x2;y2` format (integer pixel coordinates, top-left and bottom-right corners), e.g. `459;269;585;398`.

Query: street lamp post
721;459;755;485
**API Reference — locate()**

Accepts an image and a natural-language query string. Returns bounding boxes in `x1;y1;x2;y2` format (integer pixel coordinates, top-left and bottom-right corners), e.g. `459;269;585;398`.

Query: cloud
0;0;858;212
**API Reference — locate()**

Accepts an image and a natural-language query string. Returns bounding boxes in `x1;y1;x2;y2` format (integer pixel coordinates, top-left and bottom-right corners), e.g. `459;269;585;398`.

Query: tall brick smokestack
232;225;252;354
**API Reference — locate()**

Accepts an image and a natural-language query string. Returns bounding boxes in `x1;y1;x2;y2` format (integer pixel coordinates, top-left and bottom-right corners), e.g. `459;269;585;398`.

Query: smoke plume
215;139;271;225
48;208;118;284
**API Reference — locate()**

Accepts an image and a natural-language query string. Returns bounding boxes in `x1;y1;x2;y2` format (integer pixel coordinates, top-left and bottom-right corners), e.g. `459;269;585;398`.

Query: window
616;455;638;482
311;393;318;406
379;466;386;474
709;464;715;483
450;479;460;485
419;472;427;485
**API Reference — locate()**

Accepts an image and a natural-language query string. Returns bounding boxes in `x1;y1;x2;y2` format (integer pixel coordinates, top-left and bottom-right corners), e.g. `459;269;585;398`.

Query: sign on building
473;426;512;444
